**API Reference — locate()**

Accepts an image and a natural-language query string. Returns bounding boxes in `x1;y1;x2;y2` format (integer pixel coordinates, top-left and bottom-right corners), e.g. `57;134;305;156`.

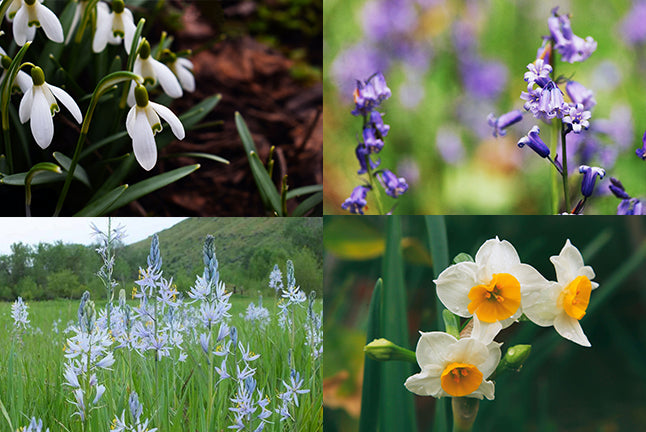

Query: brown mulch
117;2;322;216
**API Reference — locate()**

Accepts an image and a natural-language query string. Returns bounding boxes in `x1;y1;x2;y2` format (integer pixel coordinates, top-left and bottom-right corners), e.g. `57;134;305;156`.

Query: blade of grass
291;191;322;217
74;185;128;216
286;184;323;200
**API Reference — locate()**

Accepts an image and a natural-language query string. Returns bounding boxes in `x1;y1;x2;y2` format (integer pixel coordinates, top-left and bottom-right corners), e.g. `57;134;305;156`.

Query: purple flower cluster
609;177;643;215
342;73;408;214
548;8;597;64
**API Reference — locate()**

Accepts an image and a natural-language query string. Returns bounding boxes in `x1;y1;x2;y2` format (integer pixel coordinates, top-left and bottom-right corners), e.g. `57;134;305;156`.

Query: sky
0;218;187;255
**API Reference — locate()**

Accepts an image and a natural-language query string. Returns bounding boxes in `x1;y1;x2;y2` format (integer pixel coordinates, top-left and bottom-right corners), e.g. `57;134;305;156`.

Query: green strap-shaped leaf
380;217;417;432
235;112;283;215
1;171;64;185
286;184;323;200
75;185;128;216
180;94;222;129
100;164;200;214
291;191;322;217
359;279;383;432
163;152;229;165
53;152;91;188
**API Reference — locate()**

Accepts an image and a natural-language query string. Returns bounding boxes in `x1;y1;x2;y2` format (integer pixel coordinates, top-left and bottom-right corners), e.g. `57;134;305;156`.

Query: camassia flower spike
11;0;65;46
19;66;82;149
521;239;598;347
126;84;185;171
434;237;549;332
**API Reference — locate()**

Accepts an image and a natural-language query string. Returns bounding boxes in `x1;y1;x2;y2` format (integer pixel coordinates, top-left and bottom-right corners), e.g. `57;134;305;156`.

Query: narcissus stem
451;397;479;432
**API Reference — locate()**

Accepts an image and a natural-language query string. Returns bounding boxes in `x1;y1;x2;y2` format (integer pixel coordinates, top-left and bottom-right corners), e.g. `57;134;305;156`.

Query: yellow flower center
467;273;521;323
558;275;591;320
440;362;483;397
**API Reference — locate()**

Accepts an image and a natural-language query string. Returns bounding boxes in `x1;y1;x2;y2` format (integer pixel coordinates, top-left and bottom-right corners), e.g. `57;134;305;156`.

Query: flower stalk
451;397;479;432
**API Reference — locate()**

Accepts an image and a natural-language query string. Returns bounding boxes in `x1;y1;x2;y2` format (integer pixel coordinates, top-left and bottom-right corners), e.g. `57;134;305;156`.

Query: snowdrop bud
1;55;11;69
112;0;125;13
140;40;151;60
31;66;45;86
364;338;417;363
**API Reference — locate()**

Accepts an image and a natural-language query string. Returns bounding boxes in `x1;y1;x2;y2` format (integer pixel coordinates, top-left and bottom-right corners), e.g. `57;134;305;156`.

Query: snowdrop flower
405;318;501;399
522;239;598;347
19;66;82;149
11;0;64;46
165;50;195;92
0;48;32;93
126;84;185;170
92;0;136;54
127;40;182;106
434;237;548;332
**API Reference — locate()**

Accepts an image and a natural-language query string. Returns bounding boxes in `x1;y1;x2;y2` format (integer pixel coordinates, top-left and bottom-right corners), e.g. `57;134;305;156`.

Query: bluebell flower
517;126;551;158
524;58;552;85
609;177;631;199
538;81;565;119
341;185;369;214
355;144;380;175
565;81;596;111
352;72;391;116
562;103;591;133
487;109;523;137
362;127;384;153
520;84;543;117
578;165;605;197
378;169;408;198
618;198;644;215
548;9;597;63
636;130;646;160
369;110;390;137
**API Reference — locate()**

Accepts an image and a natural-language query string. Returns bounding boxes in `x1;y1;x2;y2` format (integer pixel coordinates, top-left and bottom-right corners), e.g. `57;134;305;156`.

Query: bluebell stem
578;165;605;197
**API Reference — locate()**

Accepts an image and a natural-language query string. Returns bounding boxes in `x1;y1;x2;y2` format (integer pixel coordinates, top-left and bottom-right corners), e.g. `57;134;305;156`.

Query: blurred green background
323;216;646;431
324;0;646;214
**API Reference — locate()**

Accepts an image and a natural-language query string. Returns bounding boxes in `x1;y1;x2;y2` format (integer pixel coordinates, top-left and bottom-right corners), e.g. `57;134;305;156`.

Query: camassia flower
435;237;548;331
11;0;64;46
19;66;83;149
405;318;501;399
522;239;598;347
126;84;185;171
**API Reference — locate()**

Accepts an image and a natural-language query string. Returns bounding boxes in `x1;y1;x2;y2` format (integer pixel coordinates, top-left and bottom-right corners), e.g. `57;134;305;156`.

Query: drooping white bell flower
127;40;182;106
405;317;501;400
0;48;32;93
19;66;82;149
167;53;195;92
521;239;598;347
5;0;22;21
434;237;548;331
92;0;136;54
11;0;64;46
126;84;185;171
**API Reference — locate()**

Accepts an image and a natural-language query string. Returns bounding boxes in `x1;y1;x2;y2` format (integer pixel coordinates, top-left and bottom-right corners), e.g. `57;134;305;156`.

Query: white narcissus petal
474;379;495;400
404;370;442;397
13;4;29;45
150;102;185;139
151;58;183;98
470;316;501;345
30;87;54;149
434;261;478;318
48;84;82;123
415;331;457;369
19;87;33;123
35;2;64;43
521;281;561;326
554;312;591;347
447;338;489;368
132;109;157;171
478;342;502;379
475;237;521;280
551;239;595;284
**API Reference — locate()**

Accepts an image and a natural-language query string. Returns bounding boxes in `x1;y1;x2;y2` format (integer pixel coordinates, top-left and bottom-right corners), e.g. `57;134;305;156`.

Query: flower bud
30;66;46;86
364;338;417;363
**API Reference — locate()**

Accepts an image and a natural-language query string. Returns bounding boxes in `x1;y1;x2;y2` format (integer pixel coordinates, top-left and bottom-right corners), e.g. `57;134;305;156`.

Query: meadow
0;235;322;432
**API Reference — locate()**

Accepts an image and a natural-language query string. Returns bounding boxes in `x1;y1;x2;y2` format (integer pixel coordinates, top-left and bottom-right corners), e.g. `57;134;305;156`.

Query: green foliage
46;269;85;299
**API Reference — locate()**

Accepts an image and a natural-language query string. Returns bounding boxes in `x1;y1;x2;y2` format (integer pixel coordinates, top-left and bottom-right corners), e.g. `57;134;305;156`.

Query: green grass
0;295;322;432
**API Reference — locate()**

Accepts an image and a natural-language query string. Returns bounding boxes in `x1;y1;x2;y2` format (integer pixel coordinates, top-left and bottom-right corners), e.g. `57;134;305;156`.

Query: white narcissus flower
0;48;32;93
92;0;136;54
405;317;501;400
522;239;598;347
127;40;182;106
434;237;548;331
12;0;64;46
126;84;185;171
19;66;82;149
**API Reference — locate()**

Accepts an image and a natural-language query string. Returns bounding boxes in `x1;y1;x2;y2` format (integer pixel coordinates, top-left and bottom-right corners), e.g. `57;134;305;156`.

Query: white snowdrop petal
151;59;183;98
13;5;28;45
92;17;111;53
175;63;195;92
434;261;479;318
49;84;82;123
132;110;157;171
150;102;185;139
553;313;591;347
16;70;33;94
19;88;33;124
125;105;137;137
126;82;136;107
122;8;137;54
144;104;161;133
36;2;64;43
30;88;54;149
177;57;194;70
